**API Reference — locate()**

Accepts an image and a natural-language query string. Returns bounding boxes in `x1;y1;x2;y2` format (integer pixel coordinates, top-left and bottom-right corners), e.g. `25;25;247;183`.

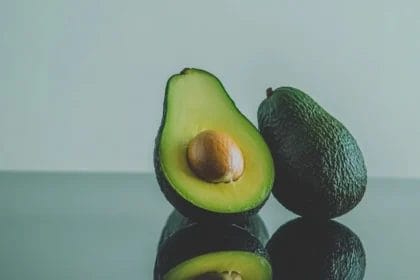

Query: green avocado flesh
158;69;274;213
164;251;271;280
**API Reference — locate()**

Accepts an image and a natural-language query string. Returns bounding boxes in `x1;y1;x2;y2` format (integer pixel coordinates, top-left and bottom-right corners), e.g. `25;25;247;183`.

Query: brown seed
187;130;244;183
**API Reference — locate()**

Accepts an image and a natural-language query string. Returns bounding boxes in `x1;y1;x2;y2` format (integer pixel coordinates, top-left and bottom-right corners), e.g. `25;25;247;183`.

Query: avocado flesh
164;251;271;280
266;218;366;280
258;87;367;219
156;68;274;215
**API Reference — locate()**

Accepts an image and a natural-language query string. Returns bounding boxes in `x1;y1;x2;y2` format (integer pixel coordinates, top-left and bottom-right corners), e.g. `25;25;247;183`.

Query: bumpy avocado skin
266;218;366;280
258;87;367;219
154;217;270;280
154;68;270;223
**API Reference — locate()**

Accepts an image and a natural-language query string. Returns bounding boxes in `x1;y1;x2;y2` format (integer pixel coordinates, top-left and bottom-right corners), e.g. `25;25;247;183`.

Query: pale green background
1;1;419;177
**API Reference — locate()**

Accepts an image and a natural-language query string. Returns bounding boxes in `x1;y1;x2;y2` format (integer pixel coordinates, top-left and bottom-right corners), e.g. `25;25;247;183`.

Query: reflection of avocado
258;87;367;219
154;212;272;280
266;218;366;280
154;68;274;222
159;210;269;247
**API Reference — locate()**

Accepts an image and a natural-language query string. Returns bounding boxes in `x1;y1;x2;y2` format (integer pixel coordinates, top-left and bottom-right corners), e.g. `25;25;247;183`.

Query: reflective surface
267;218;365;279
0;172;419;279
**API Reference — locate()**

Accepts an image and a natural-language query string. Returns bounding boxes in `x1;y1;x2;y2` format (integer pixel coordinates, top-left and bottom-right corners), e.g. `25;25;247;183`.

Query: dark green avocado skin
266;218;366;280
153;218;269;279
159;210;269;248
154;68;268;223
257;87;367;219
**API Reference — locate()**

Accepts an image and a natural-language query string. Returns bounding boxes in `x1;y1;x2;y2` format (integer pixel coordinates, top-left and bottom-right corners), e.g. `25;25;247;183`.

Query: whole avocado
257;87;367;219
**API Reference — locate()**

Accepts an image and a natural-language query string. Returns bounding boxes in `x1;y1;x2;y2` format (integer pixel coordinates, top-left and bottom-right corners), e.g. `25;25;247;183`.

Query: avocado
266;218;366;280
257;87;367;219
159;210;269;247
154;214;272;280
154;68;274;222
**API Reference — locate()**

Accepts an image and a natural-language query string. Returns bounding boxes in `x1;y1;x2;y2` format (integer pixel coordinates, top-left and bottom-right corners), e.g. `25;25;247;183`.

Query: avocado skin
154;68;269;223
266;218;366;280
257;87;367;219
159;210;269;248
154;221;269;279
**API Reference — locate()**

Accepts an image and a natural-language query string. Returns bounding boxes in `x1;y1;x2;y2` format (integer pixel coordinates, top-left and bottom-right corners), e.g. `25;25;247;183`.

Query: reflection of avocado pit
187;130;244;183
193;271;242;280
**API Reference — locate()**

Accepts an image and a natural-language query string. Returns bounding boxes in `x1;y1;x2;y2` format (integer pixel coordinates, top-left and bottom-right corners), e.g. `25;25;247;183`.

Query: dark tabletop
0;172;419;279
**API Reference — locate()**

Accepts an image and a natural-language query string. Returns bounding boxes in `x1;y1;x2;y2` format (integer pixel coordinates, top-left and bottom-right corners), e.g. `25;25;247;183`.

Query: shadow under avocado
154;210;271;280
266;218;366;280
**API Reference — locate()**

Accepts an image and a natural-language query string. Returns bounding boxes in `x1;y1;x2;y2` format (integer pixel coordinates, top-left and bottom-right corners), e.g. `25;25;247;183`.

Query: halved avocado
154;221;272;280
154;68;274;222
266;218;366;280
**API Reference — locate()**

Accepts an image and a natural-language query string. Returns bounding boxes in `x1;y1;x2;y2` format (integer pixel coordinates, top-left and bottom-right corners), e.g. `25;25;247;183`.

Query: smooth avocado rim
155;68;274;214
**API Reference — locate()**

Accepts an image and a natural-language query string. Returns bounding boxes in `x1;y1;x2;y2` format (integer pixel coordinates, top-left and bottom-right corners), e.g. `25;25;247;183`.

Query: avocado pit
187;130;244;183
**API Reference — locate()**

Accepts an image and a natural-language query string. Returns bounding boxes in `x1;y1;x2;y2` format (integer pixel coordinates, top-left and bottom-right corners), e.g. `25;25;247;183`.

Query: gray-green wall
1;1;419;177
